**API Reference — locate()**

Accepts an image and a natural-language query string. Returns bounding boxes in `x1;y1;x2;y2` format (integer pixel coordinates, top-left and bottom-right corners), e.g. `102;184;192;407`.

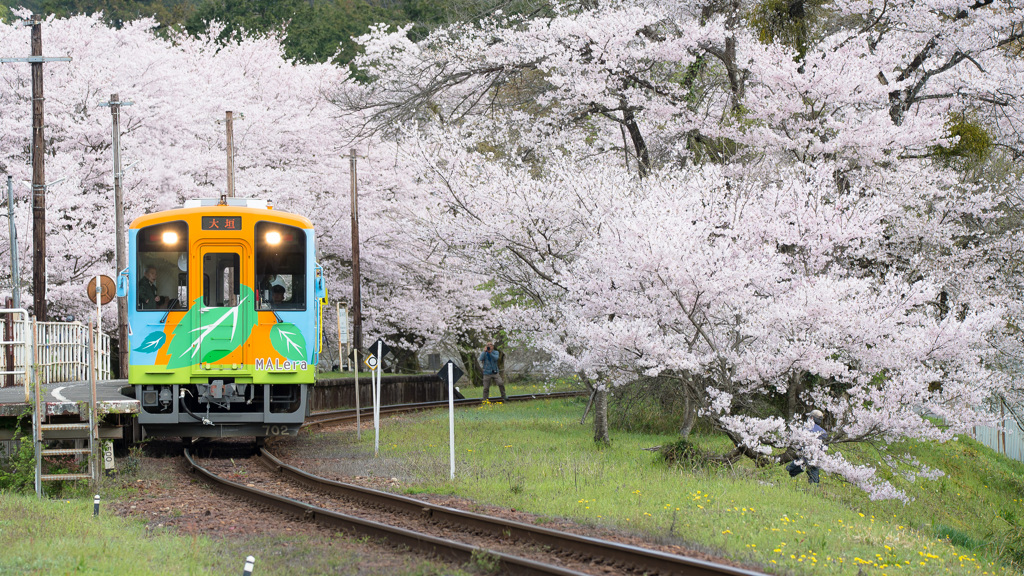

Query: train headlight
265;231;282;245
162;231;179;245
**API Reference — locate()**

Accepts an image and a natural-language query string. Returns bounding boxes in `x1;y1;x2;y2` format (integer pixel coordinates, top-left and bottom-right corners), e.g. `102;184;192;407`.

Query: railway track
184;445;767;576
303;390;586;429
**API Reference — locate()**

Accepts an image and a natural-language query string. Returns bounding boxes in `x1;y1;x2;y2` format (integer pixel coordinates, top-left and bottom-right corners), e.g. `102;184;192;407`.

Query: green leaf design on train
165;286;257;369
133;331;166;353
269;322;307;361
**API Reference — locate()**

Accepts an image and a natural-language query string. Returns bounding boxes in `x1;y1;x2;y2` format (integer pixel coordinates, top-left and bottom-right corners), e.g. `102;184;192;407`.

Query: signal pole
6;176;20;309
100;94;132;376
0;15;71;321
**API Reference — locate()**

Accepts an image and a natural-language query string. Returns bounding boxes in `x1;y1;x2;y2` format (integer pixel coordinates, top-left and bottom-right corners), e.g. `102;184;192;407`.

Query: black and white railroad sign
436;361;464;384
367;338;391;359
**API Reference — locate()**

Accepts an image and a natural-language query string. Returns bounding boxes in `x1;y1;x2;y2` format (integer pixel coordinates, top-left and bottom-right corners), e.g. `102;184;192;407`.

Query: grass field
3;390;1023;575
0;478;465;575
334;395;1024;575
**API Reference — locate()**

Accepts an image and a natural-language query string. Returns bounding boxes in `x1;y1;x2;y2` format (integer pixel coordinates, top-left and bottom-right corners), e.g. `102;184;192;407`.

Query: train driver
138;266;168;309
271;284;288;304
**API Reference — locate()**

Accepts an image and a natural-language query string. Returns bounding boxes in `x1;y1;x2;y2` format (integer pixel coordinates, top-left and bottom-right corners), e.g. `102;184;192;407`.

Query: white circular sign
364;354;379;370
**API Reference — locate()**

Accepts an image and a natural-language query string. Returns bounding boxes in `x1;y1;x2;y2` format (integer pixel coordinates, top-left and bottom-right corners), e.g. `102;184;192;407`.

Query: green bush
0;421;35;493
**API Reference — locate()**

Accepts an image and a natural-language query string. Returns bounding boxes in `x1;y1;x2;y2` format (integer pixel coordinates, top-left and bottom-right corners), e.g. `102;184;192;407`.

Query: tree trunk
622;107;651;178
593;386;610;444
679;384;697;438
786;371;804;418
459;350;483;387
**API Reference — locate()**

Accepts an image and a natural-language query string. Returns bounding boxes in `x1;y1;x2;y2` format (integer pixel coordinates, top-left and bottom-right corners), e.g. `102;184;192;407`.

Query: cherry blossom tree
0;13;492;359
1;1;1023;500
338;0;1024;498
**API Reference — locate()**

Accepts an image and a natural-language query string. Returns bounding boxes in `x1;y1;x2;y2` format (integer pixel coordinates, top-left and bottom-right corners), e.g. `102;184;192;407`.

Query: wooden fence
311;374;452;412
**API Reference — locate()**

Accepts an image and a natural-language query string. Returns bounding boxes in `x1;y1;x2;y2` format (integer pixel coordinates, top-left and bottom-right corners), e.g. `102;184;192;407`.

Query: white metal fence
971;405;1024;463
0;310;111;387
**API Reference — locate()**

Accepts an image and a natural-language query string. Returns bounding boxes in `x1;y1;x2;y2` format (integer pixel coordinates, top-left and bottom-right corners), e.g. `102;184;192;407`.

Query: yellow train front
116;197;325;439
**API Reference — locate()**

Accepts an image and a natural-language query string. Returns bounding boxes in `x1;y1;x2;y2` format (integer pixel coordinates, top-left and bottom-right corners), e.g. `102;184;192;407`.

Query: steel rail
259;448;767;576
184;448;587;576
304;391;585;428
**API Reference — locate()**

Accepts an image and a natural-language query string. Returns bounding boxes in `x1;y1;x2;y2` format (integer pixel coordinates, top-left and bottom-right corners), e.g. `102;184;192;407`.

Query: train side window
136;221;188;311
203;253;240;307
255;222;306;310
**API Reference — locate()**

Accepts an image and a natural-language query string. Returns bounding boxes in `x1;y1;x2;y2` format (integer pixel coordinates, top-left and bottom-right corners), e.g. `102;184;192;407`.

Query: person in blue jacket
787;410;828;483
479;341;507;402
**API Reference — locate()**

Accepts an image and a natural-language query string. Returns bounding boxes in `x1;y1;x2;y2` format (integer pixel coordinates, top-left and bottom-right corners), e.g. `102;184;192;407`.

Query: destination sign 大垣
201;216;241;231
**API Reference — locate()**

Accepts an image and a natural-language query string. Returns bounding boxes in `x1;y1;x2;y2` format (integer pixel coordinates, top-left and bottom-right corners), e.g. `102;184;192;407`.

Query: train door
195;244;251;369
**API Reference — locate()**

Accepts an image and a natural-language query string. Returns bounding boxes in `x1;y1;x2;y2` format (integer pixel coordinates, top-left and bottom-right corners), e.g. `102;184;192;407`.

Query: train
115;196;326;440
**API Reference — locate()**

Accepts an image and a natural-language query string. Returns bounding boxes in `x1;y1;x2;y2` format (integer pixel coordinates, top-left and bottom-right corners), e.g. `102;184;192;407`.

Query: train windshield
255;222;306;310
137;221;189;311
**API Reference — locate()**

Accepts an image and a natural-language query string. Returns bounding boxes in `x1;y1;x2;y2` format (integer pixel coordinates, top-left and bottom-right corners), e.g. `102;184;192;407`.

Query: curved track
184;443;766;576
182;392;767;574
259;448;765;576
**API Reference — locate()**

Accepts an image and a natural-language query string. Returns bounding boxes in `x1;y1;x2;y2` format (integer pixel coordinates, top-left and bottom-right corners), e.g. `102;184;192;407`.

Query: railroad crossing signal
364;354;379;371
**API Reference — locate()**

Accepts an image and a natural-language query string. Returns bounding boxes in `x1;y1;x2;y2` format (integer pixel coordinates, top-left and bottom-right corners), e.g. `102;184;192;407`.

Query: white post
335;303;344;371
353;348;360;440
372;362;379;455
371;347;380;457
372;340;384;456
448;362;455;480
7;176;20;309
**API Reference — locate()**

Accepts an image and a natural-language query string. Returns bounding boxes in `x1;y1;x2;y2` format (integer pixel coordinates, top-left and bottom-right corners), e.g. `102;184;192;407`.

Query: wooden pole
349;148;363;441
30;15;47;321
226;111;235;197
350;148;361;353
103;93;131;377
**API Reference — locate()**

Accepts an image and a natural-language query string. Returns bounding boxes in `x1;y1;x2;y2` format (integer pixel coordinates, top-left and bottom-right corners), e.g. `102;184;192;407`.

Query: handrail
0;308;32;401
0;313;111;387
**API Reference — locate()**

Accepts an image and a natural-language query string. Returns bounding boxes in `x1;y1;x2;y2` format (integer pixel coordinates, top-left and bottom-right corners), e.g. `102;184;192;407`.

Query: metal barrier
0;308;33;402
972;401;1024;463
0;310;111;387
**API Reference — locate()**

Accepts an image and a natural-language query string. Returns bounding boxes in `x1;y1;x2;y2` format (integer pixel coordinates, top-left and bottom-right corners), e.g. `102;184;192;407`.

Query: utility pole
99;94;132;377
29;15;46;321
0;15;71;321
350;148;362;353
225;111;236;197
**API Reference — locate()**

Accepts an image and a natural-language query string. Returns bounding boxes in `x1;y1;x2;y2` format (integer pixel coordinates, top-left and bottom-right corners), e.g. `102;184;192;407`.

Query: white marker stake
242;555;255;576
374;341;382;456
353;348;361;440
448;362;455;480
372;361;379;456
